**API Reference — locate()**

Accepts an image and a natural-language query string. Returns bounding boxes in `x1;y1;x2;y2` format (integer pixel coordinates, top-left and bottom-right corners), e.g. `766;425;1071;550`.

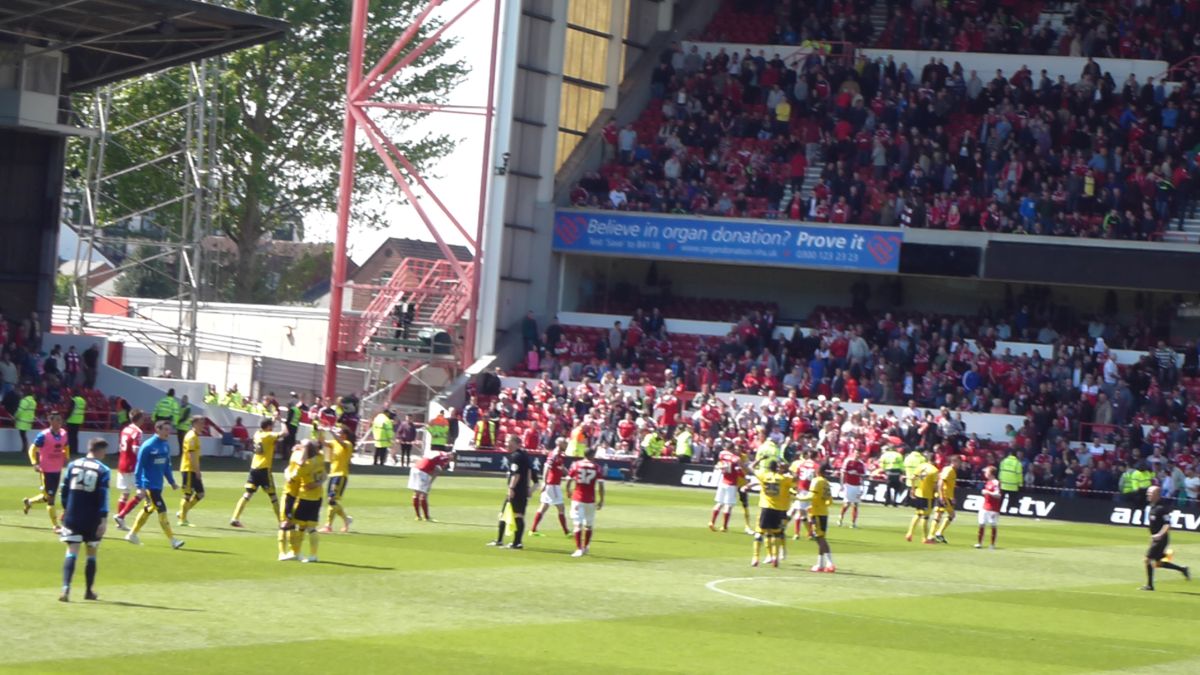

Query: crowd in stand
485;295;1200;502
575;15;1200;241
704;0;1200;63
0;310;114;435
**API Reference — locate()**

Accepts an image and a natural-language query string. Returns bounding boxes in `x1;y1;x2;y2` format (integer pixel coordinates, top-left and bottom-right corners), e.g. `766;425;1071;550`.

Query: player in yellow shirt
276;439;306;560
231;420;288;527
176;417;207;527
280;439;325;562
320;425;355;533
930;455;961;544
808;463;836;573
751;460;794;568
905;454;939;543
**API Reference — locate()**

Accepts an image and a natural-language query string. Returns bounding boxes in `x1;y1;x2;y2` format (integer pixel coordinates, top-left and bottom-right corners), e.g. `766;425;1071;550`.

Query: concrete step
1161;231;1198;244
869;0;889;34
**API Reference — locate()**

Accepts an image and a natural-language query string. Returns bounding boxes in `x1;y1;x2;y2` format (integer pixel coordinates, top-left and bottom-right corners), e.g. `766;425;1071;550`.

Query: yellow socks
232;497;249;522
131;508;152;534
907;515;926;539
157;512;175;538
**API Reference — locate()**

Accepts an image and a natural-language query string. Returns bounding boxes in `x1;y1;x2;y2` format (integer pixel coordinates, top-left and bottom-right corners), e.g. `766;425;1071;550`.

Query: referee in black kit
1141;485;1191;591
489;435;533;549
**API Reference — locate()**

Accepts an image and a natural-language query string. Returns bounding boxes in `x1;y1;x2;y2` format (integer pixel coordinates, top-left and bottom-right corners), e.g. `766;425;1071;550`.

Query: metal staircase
336;256;474;416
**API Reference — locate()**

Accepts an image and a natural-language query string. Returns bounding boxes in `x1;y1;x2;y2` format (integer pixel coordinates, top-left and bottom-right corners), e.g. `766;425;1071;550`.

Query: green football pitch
1;461;1199;674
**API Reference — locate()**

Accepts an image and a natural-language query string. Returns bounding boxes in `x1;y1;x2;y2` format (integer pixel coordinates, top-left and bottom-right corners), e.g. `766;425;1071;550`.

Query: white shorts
407;469;433;493
116;472;136;492
789;493;811;515
540;484;564;506
978;510;999;526
843;485;863;504
571;500;597;528
714;484;739;506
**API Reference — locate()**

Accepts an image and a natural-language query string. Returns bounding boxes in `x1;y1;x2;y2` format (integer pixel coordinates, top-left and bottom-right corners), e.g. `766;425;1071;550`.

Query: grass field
2;459;1200;674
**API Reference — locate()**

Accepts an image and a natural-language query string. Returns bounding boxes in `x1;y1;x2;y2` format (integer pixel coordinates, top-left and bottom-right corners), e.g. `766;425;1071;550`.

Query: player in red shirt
566;448;605;557
789;451;818;539
838;448;866;529
408;449;453;521
975;466;1001;549
111;409;147;530
709;445;746;532
530;439;570;536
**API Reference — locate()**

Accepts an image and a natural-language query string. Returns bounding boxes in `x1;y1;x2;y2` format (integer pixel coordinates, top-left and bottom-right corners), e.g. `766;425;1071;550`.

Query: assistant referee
1141;485;1191;591
490;436;533;549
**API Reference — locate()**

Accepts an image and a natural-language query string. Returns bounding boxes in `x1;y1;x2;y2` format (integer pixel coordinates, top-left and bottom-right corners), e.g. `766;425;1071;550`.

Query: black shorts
508;490;529;514
293;498;322;523
911;497;932;513
181;471;204;496
245;468;275;492
758;507;787;533
811;515;829;537
60;518;102;545
1148;536;1170;561
327;476;347;502
143;489;167;513
40;471;61;498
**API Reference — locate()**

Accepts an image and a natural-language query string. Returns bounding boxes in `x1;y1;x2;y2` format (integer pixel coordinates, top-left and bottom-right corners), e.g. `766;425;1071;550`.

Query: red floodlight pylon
323;0;501;398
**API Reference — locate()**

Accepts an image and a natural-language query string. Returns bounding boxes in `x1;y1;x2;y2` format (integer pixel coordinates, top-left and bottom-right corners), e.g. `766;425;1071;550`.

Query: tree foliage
69;0;467;303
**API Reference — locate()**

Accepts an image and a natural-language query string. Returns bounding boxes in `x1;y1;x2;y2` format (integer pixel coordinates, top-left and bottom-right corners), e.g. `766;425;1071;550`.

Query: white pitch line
704;577;786;606
703;576;1173;655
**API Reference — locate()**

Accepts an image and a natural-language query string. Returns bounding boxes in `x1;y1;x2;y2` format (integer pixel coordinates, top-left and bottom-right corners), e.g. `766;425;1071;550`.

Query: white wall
195;351;255;395
859;48;1166;86
128;299;331;364
0;429;229;456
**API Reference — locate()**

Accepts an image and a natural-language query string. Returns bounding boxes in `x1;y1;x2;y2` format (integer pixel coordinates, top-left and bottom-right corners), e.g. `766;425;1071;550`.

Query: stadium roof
0;0;288;92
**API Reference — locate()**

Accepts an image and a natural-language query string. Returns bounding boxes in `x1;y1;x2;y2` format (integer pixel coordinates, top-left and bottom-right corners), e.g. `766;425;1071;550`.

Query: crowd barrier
639;462;1200;532
455;450;1200;533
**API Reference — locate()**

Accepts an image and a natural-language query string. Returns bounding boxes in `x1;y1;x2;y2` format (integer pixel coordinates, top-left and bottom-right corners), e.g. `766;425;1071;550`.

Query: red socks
722;511;731;529
531;511;544;532
574;531;582;549
412;494;422;518
583;528;593;547
117;495;142;518
557;513;568;534
421;496;430;521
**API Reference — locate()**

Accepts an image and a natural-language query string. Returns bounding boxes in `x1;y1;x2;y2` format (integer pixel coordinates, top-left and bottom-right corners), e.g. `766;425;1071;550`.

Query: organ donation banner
553;210;902;273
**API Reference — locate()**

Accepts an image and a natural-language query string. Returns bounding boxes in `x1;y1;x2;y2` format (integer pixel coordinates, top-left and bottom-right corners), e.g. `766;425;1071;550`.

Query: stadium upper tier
702;0;1195;62
575;39;1199;243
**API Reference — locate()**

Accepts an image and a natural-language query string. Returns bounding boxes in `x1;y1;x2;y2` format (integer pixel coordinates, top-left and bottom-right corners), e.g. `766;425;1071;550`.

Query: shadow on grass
0;523;58;533
178;548;234;555
832;570;891;579
348;532;406;540
426;521;495;529
312;561;396;571
102;600;205;612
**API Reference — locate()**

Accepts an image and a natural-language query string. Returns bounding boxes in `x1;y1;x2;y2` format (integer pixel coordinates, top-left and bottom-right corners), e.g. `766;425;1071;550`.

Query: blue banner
553;210;902;272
